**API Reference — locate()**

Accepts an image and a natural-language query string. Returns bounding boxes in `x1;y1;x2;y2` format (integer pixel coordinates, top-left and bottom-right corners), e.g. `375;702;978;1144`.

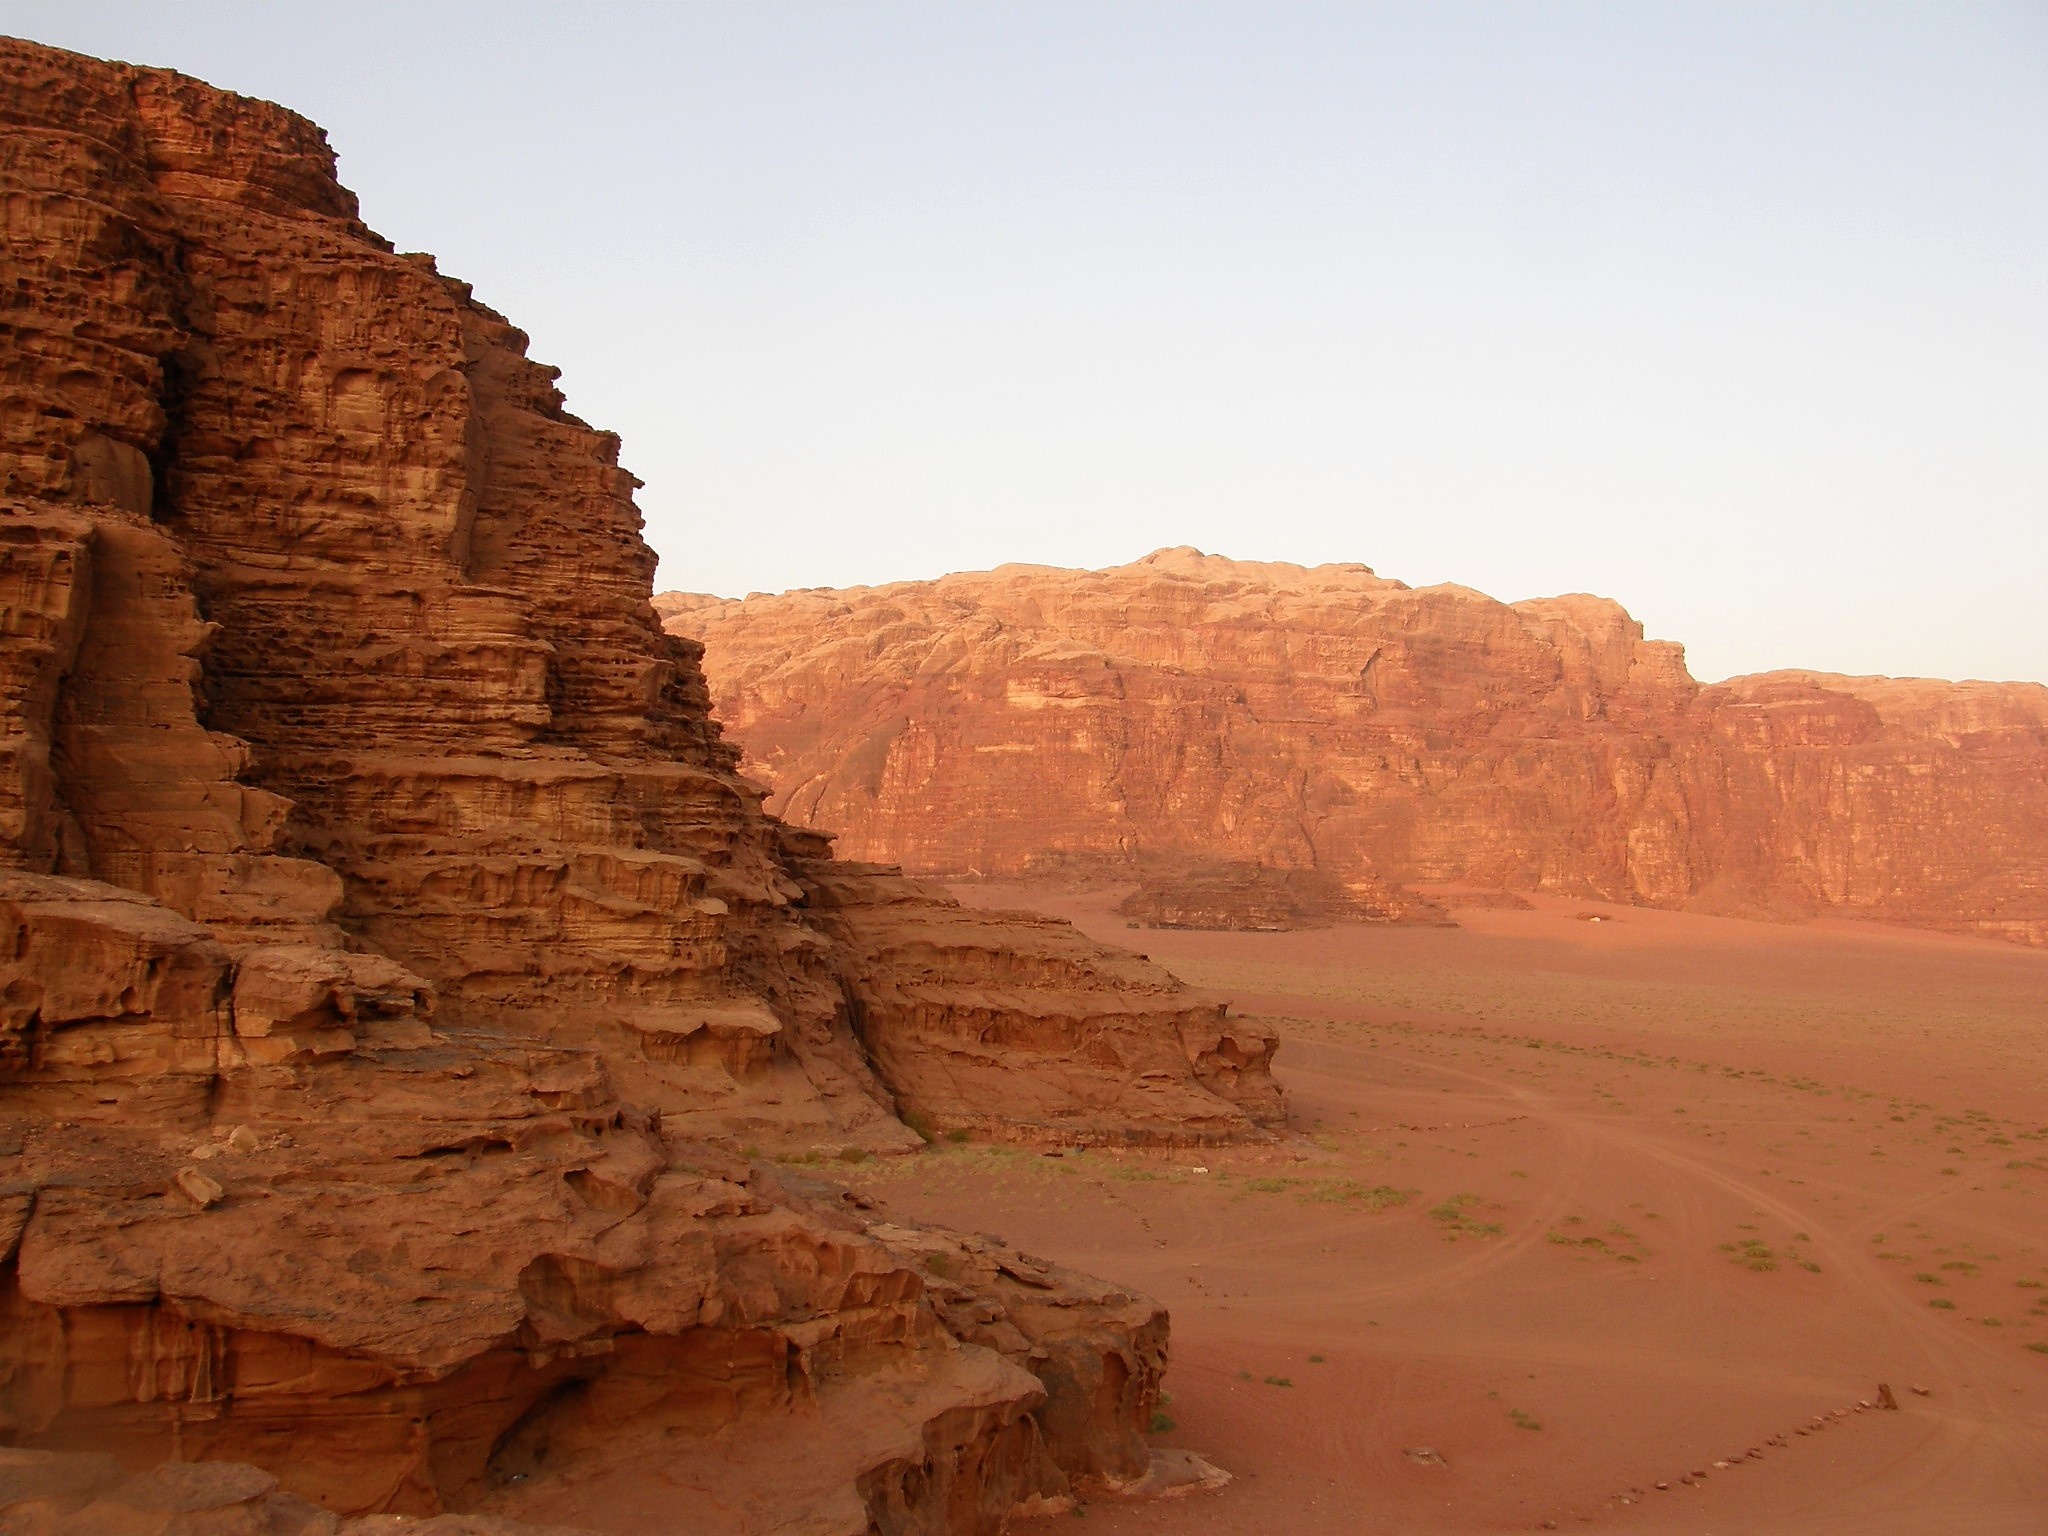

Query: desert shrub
1307;1180;1409;1210
1720;1239;1778;1272
1429;1193;1503;1238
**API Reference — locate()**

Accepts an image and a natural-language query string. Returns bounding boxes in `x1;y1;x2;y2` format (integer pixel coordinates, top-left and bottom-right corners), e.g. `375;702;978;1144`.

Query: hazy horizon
5;1;2044;685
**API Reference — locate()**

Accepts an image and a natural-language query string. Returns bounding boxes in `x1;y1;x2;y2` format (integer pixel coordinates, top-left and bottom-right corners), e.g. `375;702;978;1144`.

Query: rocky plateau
661;549;2048;946
0;40;1281;1534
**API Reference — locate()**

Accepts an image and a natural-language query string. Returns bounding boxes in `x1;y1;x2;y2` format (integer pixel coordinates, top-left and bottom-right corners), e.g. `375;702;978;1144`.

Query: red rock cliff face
660;548;2048;947
0;41;1275;1531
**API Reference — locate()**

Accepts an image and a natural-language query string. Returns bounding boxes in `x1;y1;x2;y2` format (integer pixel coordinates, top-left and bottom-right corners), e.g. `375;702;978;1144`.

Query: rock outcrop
1115;862;1452;932
0;1447;583;1536
0;41;1274;1531
660;548;2048;946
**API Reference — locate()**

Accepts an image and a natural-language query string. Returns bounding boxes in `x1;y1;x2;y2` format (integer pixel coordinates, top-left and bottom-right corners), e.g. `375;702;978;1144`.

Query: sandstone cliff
660;548;2048;947
0;41;1277;1530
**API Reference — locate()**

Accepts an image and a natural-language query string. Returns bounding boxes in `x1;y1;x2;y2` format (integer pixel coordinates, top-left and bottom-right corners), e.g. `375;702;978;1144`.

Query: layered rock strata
0;40;1274;1530
790;840;1282;1140
662;549;2048;946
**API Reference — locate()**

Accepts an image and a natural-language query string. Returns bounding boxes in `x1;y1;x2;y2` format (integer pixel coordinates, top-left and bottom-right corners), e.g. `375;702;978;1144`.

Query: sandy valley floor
832;886;2048;1535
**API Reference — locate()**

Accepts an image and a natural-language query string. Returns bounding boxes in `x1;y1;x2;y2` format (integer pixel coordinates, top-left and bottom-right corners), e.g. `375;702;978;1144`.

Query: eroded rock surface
0;1446;593;1535
790;840;1284;1141
0;40;1272;1531
661;548;2048;946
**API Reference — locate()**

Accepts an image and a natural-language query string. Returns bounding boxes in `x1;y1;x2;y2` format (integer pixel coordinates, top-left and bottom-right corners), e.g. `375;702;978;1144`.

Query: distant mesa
659;551;2048;947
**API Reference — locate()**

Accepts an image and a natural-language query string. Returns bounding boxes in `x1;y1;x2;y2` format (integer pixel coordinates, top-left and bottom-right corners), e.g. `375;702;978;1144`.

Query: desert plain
815;885;2048;1536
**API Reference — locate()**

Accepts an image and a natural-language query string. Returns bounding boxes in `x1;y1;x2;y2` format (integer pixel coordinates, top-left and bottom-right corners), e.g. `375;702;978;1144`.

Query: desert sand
823;885;2048;1534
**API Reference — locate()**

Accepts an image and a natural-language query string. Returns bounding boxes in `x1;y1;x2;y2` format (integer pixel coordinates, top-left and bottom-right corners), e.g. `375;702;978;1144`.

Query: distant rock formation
0;41;1277;1531
660;548;2048;947
1116;862;1452;932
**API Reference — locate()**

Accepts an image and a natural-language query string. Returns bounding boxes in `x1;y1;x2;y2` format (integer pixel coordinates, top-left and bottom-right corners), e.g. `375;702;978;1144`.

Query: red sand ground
837;887;2048;1535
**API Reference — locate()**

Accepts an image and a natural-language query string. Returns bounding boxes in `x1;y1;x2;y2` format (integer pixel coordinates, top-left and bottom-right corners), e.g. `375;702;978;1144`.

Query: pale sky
7;2;2045;683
